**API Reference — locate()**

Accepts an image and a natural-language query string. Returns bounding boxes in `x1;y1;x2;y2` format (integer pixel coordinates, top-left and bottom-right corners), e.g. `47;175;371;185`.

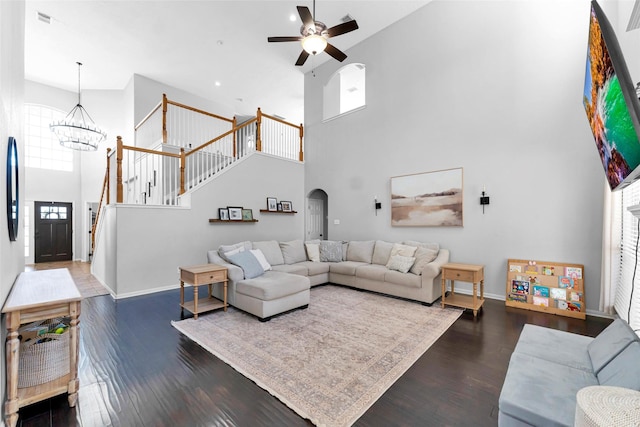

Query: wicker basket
18;323;70;388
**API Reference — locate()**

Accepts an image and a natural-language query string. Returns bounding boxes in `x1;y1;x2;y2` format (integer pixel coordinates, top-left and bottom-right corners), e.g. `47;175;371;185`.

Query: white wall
92;152;305;297
304;0;606;311
0;0;25;413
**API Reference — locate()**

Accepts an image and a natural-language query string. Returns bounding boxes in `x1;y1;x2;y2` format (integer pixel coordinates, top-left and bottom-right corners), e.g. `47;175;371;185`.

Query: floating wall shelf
259;209;297;214
209;219;258;223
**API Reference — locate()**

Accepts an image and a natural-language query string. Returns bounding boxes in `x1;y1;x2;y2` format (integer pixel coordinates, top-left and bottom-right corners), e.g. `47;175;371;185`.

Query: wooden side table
179;264;228;319
441;263;485;318
2;269;81;427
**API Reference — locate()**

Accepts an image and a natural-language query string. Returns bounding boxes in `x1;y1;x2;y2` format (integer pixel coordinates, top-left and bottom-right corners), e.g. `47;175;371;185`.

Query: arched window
24;104;73;172
323;63;366;121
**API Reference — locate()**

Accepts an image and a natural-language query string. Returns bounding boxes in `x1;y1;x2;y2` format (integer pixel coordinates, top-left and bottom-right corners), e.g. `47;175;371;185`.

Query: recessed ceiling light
217;40;224;46
289;14;297;22
215;81;221;87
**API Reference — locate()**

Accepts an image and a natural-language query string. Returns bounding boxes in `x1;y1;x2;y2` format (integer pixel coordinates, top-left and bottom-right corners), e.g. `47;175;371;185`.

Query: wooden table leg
193;284;199;319
68;301;80;407
441;276;446;308
223;280;228;311
472;281;478;318
208;283;212;299
5;312;20;427
180;280;184;313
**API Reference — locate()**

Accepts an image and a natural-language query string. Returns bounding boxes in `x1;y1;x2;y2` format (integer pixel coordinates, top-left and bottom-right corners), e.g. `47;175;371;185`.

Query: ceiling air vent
37;11;51;24
627;0;640;31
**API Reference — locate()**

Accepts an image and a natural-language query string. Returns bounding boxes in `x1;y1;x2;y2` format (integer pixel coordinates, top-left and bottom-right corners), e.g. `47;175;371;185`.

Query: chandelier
50;62;107;151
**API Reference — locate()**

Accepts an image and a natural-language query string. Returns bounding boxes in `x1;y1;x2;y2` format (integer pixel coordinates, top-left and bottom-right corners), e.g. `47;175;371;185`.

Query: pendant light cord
76;61;82;106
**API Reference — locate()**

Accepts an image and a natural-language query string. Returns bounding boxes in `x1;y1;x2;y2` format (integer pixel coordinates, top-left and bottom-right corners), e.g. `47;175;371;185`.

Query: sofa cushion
305;242;320;262
296;261;330;276
320;240;343;262
330;261;368;276
514;324;594;372
279;239;307;264
390;243;418;258
346;240;375;263
372;240;394;266
596;341;640;390
499;352;598;427
253;240;285;266
355;264;387;281
271;264;308;276
386;255;416;273
250;249;272;271
403;240;440;252
410;246;440;275
587;319;639;374
218;241;252;262
384;270;421;288
236;271;310;301
227;251;264;279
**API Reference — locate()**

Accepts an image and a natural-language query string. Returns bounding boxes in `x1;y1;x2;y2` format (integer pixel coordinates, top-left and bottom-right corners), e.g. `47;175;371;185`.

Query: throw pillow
403;240;440;252
409;246;440;275
279;240;307;264
250;249;272;271
227;251;264;279
386;255;416;274
305;243;320;262
390;243;417;258
320;240;343;262
346;240;376;263
218;241;252;262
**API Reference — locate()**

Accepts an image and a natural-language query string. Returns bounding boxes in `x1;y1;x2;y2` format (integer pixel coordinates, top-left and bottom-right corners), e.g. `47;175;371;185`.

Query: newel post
179;148;186;195
299;123;304;162
116;137;123;203
162;93;168;144
256;108;262;152
232;116;237;158
106;147;111;205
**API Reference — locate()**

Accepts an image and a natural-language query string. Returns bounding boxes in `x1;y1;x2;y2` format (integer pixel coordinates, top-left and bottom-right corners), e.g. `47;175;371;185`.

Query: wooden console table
2;268;81;427
441;263;485;318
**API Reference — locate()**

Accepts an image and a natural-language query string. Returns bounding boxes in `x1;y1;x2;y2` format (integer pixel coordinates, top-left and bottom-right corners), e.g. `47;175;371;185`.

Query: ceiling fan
267;1;359;66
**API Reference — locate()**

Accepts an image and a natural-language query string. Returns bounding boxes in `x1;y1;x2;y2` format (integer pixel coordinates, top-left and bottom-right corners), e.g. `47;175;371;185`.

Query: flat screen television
583;0;640;191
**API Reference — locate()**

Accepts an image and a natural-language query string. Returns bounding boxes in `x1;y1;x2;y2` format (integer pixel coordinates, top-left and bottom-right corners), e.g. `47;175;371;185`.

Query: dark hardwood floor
18;284;612;427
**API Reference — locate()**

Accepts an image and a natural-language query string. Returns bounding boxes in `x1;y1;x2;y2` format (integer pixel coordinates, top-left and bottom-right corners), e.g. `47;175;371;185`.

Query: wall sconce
374;196;382;216
480;185;490;214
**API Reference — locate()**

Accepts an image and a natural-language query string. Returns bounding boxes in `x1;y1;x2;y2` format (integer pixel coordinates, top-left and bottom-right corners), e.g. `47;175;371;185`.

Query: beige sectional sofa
207;239;450;321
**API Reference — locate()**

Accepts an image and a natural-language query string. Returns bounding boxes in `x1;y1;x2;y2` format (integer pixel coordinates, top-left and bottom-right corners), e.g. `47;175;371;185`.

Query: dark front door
34;201;73;263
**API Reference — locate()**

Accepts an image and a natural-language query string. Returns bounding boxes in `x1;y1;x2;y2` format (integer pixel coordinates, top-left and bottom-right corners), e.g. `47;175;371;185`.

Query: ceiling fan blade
297;6;314;29
268;36;303;43
324;43;347;62
295;50;310;66
326;20;359;38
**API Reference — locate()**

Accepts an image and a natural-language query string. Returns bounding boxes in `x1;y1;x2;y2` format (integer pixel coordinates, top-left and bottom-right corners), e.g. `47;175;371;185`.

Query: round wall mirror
6;137;18;241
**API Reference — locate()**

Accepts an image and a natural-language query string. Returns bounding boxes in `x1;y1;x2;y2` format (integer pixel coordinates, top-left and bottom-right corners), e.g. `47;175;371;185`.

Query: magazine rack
505;258;586;320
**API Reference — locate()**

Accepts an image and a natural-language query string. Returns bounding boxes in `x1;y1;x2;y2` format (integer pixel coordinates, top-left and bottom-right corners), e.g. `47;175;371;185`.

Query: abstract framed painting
391;167;463;227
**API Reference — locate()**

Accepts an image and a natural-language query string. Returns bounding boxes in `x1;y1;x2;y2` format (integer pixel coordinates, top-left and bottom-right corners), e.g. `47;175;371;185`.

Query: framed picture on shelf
281;201;293;212
242;209;253;221
218;208;229;221
228;207;243;221
277;203;283;211
267;197;278;211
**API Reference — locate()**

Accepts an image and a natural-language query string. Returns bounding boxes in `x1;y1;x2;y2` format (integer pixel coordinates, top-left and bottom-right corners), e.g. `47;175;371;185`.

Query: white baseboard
113;283;181;300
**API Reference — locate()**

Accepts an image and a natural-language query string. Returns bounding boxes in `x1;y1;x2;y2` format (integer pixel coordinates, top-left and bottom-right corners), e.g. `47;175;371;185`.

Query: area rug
171;285;462;427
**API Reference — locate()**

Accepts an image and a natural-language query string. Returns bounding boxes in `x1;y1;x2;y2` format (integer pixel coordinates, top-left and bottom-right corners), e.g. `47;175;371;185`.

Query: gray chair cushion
252;240;285;266
588;319;640;374
514;324;594;372
227;251;264;279
499;352;598;427
597;341;640;390
236;271;310;301
346;240;375;263
279;239;307;265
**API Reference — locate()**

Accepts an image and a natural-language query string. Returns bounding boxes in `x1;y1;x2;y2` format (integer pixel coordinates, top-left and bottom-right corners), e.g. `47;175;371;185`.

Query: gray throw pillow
279;240;307;264
218;241;252;262
320;240;343;262
410;246;439;275
386;255;416;274
227;251;264;279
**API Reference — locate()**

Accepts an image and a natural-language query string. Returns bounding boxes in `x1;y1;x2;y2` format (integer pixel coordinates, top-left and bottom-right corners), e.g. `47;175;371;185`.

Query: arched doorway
306;189;328;241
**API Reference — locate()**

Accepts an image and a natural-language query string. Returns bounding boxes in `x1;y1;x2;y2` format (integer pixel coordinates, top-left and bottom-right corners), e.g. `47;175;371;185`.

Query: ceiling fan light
302;34;327;55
